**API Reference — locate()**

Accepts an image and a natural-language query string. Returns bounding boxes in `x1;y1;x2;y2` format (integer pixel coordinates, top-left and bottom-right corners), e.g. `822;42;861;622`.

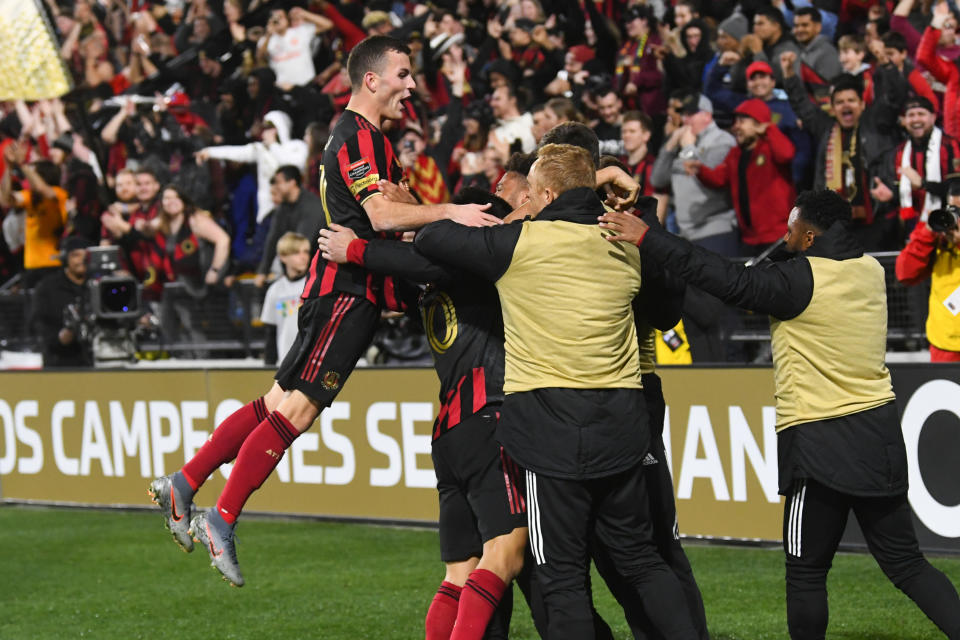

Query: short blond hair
276;232;310;256
837;34;865;54
532;144;597;195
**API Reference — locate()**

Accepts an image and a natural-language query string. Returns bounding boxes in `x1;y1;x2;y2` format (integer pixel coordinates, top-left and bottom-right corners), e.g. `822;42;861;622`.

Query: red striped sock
450;569;506;640
425;581;462;640
215;411;299;524
181;397;268;490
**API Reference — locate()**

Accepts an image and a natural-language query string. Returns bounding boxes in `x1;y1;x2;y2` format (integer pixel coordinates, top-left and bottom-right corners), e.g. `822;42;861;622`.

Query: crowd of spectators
2;0;960;365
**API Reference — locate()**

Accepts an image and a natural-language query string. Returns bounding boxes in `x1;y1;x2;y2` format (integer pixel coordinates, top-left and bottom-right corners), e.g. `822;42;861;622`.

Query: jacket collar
533;187;605;224
804;221;864;260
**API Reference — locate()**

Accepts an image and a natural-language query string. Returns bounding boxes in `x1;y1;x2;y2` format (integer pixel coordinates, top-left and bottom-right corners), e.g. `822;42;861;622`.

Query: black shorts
274;293;379;406
432;410;527;563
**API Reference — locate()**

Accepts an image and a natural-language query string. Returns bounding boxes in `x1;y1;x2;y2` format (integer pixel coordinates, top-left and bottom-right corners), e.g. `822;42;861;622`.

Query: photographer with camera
30;236;93;368
896;180;960;362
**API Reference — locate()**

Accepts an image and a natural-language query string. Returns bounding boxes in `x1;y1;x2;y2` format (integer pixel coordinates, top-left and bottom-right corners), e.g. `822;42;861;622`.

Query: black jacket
257;189;326;275
31;270;91;368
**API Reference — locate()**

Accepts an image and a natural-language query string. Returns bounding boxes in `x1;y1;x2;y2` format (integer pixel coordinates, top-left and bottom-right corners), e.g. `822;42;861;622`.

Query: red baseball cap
733;98;772;124
746;60;774;79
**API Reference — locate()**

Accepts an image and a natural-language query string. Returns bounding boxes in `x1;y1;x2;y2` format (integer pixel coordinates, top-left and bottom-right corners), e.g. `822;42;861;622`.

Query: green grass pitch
2;505;958;639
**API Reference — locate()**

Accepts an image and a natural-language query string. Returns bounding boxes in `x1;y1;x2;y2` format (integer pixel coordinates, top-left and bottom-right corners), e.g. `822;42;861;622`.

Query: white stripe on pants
787;479;807;557
526;469;546;565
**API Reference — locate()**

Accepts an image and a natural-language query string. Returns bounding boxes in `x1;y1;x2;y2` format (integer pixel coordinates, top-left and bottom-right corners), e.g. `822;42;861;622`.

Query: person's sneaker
148;473;194;552
190;509;244;587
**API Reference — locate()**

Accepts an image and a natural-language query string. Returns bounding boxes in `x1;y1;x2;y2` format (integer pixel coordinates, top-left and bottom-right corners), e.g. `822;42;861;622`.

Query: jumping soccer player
148;35;497;587
319;187;535;639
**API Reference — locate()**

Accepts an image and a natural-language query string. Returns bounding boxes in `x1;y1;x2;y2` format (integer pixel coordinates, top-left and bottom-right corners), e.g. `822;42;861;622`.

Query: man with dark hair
774;0;838;40
495;152;536;218
148;35;498;588
415;143;699;640
592;87;625;157
255;165;326;282
541;122;600;166
745;6;801;85
600;190;960;640
792;7;842;83
782;54;908;250
540;122;642;213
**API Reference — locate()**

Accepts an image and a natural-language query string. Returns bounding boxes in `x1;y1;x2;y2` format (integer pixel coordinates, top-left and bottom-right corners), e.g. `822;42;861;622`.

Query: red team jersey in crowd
626;154;656;196
302;109;404;304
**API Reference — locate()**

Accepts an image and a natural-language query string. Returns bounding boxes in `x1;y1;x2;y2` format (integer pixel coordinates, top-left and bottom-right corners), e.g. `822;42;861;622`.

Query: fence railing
0;252;932;364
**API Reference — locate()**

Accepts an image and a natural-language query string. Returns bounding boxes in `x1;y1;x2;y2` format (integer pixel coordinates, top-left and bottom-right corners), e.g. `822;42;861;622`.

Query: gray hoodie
800;34;843;82
651;121;737;241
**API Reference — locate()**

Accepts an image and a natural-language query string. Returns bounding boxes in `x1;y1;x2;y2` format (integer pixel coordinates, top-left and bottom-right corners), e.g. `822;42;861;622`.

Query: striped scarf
407;155;449;205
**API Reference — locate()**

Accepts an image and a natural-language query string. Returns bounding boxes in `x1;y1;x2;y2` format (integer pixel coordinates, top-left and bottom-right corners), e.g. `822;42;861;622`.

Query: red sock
450;569;507;640
181;397;268;490
215;410;299;524
426;581;462;640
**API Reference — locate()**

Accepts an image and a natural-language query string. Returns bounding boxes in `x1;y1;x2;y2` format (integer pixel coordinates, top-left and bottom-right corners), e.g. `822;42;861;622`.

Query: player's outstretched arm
415;219;523;282
363;192;501;232
319;223;455;284
600;210;813;320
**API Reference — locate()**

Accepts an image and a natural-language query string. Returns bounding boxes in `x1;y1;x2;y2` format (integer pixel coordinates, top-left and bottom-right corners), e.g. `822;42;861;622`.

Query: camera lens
928;207;959;234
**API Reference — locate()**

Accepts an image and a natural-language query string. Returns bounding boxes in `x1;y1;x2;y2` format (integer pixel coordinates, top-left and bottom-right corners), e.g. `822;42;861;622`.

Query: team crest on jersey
348;158;372;180
756;154;766;167
321;370;341;390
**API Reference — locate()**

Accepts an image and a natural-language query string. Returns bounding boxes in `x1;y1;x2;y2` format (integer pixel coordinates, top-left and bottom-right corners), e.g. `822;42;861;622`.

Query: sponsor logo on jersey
348;158;372;180
348;173;379;196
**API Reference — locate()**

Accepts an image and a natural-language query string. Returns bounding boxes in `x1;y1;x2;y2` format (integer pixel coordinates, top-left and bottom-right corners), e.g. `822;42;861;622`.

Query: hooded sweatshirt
203;110;308;222
800;34;843;82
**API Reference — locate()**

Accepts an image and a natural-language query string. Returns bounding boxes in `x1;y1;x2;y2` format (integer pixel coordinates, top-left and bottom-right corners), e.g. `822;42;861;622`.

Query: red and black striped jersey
421;276;505;440
345;237;506;441
301;109;404;303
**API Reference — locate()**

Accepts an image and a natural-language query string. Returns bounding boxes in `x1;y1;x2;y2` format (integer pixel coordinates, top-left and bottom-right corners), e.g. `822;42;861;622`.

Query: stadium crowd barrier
0;365;957;553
